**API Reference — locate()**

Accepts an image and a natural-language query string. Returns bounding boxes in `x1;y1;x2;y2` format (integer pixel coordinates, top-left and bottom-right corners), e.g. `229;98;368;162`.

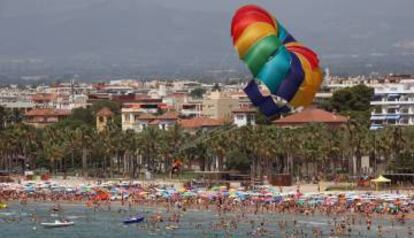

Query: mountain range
0;0;414;78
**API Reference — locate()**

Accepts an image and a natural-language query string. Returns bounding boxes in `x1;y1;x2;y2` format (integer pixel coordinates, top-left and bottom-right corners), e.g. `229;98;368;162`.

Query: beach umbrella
182;191;196;197
138;191;149;197
296;200;305;206
219;186;228;191
229;194;237;199
210;186;220;191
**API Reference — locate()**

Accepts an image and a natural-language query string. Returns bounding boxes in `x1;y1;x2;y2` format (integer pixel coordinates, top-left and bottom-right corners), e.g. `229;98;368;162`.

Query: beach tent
371;175;391;183
93;189;110;200
371;175;391;191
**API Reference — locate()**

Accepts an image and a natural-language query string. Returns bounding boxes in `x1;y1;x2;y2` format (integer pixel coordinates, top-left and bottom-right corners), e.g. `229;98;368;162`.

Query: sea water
0;202;412;238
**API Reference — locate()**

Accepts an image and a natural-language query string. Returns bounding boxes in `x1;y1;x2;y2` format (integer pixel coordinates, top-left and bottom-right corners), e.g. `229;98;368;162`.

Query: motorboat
41;220;74;228
123;216;144;225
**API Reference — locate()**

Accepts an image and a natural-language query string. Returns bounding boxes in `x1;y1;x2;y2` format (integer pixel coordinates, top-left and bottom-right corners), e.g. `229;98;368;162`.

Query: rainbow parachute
231;5;323;117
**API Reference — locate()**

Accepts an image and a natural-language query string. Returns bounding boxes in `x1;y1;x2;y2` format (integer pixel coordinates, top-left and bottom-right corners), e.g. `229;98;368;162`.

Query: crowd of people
1;180;414;237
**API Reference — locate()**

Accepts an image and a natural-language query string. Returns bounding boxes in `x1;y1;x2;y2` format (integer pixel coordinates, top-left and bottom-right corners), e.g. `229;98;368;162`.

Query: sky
0;0;414;76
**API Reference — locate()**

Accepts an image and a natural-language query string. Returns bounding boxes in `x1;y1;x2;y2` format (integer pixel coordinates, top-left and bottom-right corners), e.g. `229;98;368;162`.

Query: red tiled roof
149;119;161;125
179;117;224;129
137;113;156;120
166;92;187;97
273;108;348;125
88;93;110;100
232;107;256;114
25;108;71;117
96;107;113;117
157;111;178;120
31;93;56;102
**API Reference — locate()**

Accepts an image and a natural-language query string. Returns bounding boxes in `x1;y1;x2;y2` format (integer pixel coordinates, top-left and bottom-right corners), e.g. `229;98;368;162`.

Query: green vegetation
0;86;412;180
190;87;206;99
1;112;413;179
322;84;374;125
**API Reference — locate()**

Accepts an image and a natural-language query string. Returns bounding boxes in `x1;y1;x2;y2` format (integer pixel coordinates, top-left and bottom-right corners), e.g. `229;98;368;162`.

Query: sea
0;202;412;238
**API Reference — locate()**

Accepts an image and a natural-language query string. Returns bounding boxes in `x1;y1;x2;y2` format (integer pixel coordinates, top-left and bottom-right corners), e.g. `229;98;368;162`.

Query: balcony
181;109;201;117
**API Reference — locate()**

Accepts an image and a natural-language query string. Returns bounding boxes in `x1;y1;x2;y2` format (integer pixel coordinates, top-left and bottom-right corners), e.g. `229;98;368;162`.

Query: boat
41;220;74;228
51;205;62;212
123;216;144;225
165;225;179;230
0;203;7;209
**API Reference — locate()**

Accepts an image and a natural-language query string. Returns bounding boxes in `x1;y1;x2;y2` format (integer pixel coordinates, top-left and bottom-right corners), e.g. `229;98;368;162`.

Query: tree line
0;84;413;180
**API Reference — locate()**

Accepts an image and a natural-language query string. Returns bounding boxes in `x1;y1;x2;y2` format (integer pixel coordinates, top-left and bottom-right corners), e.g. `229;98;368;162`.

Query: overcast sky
1;0;414;75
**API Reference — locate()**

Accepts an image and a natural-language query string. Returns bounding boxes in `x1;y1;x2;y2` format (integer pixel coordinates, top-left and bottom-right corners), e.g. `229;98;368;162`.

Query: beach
1;178;414;237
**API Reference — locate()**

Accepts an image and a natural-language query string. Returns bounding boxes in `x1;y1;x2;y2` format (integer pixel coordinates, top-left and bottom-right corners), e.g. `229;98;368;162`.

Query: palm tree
42;127;65;174
158;125;186;175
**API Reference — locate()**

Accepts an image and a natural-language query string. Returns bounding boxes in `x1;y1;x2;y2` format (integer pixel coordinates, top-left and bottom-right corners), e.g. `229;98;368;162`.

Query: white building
181;99;203;118
232;108;256;127
370;80;414;129
121;107;178;132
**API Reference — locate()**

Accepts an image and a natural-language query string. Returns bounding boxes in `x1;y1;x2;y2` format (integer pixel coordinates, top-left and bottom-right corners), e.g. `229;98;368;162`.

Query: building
370;80;414;129
202;91;239;120
96;107;113;132
179;117;225;134
135;113;157;132
24;108;70;128
122;110;178;133
0;101;34;113
232;108;256;127
273;108;348;127
155;111;179;130
30;93;56;108
121;99;166;132
181;99;203;118
121;106;141;131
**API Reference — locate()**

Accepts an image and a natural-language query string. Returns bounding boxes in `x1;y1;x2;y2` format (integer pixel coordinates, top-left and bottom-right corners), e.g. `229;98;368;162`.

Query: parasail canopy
231;5;323;117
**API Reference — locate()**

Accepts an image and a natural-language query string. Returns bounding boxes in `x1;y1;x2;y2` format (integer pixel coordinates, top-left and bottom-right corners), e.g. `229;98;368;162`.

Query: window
373;107;382;114
387;108;397;114
372;120;383;125
236;115;244;120
400;118;409;125
372;95;382;102
248;115;255;122
99;116;104;123
387;119;397;125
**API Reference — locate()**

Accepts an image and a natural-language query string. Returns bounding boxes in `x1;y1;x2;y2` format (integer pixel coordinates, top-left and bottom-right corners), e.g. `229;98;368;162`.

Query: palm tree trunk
109;155;114;178
218;155;224;171
82;148;87;177
356;149;362;175
305;159;309;179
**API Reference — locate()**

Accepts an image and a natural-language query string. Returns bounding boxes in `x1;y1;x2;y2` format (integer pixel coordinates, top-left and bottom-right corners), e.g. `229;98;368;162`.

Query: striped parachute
231;5;323;117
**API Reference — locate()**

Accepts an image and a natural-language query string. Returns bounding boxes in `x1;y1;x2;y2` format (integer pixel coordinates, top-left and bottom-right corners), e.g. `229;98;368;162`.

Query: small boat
41;220;74;228
51;205;62;212
123;216;144;225
0;203;7;209
165;225;179;230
